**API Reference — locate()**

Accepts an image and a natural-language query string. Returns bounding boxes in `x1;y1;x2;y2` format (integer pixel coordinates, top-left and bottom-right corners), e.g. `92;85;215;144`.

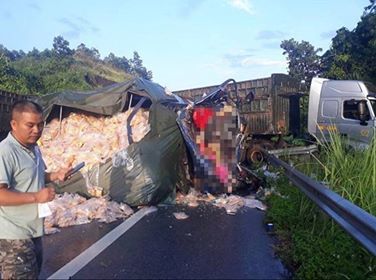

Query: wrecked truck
36;77;251;207
37;78;190;206
174;74;303;164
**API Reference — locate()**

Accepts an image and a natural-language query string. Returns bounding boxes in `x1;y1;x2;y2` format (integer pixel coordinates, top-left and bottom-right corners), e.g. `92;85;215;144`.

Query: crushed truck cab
308;77;376;148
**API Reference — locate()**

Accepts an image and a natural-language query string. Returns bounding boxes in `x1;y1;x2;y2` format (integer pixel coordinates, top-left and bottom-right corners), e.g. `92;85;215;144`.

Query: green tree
0;45;25;61
0;54;29;93
320;27;358;80
129;51;153;80
280;39;322;86
104;52;131;72
365;0;376;13
76;43;100;60
321;0;376;84
52;36;74;57
105;51;152;80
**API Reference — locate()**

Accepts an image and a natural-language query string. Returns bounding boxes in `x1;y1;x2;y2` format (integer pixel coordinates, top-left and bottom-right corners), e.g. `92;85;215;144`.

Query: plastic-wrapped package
44;193;134;234
213;195;245;215
173;212;189;220
176;188;266;215
39;109;150;175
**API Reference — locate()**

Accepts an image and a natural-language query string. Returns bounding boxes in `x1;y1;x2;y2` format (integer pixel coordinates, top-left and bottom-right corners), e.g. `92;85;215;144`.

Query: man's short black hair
11;100;43;120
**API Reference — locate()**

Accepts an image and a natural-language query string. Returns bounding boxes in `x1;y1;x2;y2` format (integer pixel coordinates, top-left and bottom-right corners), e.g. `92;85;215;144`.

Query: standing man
0;100;72;279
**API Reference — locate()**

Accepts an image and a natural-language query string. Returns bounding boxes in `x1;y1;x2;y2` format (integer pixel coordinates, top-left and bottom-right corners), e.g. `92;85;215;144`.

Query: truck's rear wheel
247;145;264;163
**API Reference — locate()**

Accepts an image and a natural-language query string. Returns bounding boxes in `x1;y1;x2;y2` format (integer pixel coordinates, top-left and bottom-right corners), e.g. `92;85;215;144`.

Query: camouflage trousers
0;237;43;280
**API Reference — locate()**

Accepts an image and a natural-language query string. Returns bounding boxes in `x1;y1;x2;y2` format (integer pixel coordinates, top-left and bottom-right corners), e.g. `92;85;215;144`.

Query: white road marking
47;206;158;280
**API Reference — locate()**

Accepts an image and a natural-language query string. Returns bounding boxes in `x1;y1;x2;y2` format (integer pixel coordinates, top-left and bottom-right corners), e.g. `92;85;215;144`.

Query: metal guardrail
263;150;376;256
267;144;318;157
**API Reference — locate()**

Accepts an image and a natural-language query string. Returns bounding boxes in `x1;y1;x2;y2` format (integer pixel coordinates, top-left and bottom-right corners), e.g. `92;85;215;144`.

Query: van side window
343;100;370;120
322;100;338;118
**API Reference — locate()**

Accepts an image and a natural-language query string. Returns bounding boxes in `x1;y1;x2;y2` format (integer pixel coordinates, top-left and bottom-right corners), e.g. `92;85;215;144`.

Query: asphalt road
40;203;287;279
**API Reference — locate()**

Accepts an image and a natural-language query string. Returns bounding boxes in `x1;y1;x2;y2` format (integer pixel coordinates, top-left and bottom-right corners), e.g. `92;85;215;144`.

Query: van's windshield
364;81;376;96
364;82;376;117
369;98;376;117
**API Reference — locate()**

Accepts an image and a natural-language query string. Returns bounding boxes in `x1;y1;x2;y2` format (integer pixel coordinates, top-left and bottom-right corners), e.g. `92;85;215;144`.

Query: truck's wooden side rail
173;74;301;136
263;150;376;256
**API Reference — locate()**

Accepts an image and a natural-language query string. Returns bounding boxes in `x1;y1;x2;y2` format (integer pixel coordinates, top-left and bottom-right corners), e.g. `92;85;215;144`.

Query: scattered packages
39;109;150;175
176;188;267;215
44;193;134;235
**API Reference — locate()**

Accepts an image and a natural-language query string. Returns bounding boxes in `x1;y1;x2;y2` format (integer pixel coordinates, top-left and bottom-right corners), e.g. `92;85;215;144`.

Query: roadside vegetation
266;4;376;276
0;36;152;95
265;132;376;279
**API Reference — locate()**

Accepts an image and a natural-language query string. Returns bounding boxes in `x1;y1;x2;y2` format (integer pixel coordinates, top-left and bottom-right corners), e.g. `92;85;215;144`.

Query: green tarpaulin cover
38;78;189;206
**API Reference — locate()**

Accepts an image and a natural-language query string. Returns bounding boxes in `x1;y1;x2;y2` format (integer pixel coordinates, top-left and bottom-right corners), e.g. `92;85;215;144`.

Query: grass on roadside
264;131;376;279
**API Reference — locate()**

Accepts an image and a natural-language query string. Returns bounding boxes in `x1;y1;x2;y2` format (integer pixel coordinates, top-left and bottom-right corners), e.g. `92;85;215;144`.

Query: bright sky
0;0;370;91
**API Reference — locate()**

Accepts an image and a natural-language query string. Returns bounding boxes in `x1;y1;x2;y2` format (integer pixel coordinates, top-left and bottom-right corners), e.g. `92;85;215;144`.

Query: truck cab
308;77;376;148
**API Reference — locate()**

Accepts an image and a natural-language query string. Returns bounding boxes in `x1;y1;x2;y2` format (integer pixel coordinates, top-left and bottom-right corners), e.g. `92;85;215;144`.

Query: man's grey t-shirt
0;133;46;239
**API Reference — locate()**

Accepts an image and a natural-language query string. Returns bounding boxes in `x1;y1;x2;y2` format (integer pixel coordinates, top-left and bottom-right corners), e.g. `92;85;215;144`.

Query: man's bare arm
0;183;55;206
